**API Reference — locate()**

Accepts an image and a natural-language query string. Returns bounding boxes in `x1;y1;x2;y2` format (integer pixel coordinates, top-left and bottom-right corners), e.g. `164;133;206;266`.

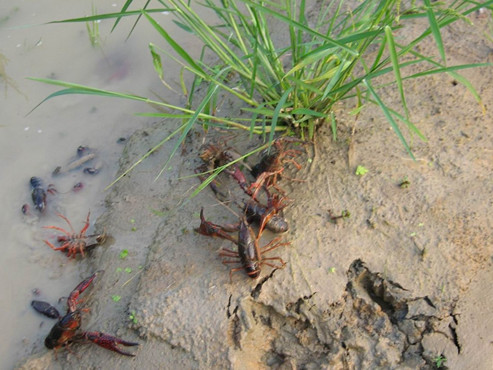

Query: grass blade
363;79;414;159
385;26;409;120
48;9;170;24
154;82;220;180
106;122;187;190
330;111;337;141
111;0;134;31
143;11;204;75
269;86;293;145
240;0;358;56
423;0;446;64
189;142;270;200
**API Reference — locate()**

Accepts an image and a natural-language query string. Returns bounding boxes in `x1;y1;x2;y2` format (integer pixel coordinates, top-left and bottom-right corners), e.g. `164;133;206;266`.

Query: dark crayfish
28;177;56;214
32;271;138;357
219;217;288;279
196;142;252;200
244;194;289;234
43;212;106;258
197;211;288;279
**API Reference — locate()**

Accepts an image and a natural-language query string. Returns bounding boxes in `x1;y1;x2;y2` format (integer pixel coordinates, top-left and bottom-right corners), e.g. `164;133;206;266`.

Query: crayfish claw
195;208;238;243
84;331;138;357
67;271;104;312
31;300;61;319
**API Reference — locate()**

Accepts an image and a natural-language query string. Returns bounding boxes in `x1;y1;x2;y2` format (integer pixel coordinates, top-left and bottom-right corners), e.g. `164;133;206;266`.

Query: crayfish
26;177;56;214
196;141;252;200
43;212;106;258
31;271;138;357
243;193;289;234
196;209;288;280
198;138;306;202
250;137;305;190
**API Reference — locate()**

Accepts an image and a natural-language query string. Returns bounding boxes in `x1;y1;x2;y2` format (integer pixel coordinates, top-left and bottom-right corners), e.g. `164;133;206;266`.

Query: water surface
0;1;191;367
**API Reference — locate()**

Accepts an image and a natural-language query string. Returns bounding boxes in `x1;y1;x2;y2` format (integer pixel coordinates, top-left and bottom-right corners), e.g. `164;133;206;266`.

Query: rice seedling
30;0;492;186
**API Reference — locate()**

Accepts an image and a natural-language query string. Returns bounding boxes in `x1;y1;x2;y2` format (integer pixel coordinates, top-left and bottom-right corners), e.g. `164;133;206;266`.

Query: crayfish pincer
32;271;138;357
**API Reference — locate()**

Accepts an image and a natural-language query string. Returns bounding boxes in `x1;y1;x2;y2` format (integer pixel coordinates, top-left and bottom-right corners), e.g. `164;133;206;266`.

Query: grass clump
30;0;492;181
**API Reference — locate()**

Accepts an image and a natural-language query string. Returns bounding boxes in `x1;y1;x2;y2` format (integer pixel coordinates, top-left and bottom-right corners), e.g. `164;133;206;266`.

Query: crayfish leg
79;212;91;235
43;225;72;237
44;239;69;252
261;257;286;265
77;241;86;258
228;266;250;282
54;213;76;234
31;300;60;319
261;240;290;254
218;247;239;257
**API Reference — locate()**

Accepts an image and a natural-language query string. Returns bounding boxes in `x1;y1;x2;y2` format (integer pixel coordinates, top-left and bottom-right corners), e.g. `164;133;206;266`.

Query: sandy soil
18;4;493;370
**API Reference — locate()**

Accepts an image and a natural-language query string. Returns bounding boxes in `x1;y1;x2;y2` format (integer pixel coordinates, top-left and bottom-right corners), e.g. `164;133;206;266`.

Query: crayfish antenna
83;331;139;357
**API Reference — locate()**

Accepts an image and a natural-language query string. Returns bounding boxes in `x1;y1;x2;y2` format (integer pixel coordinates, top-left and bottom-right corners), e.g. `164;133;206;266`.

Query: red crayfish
199;138;306;201
196;209;288;280
43;212;106;258
31;271;138;357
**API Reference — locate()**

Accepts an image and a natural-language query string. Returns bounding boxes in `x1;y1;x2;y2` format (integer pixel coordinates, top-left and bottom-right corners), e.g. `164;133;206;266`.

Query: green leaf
355;165;369;176
120;249;129;259
290;108;326;117
111;295;122;302
269;86;294;145
363;79;415;159
143;11;205;75
240;0;358;56
111;0;133;32
330;111;337;142
285;46;337;78
385;26;409;120
423;0;446;64
154;81;221;180
47;8;170;25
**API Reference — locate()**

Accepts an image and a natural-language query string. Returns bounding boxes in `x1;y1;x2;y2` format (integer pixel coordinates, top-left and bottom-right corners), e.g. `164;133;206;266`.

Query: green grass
86;3;101;47
433;354;447;368
30;0;493;186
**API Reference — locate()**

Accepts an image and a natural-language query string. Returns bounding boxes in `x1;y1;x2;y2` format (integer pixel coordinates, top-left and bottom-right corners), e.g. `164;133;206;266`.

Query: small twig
121;268;145;288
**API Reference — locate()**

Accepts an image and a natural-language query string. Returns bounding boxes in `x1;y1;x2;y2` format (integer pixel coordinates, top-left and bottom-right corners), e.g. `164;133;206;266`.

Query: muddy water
0;1;195;367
